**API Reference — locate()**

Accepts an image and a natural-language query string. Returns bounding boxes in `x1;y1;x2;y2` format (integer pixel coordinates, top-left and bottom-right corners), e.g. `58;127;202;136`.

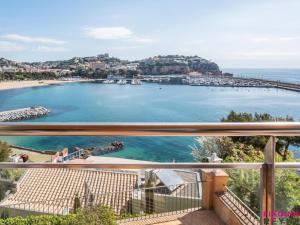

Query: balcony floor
119;210;225;225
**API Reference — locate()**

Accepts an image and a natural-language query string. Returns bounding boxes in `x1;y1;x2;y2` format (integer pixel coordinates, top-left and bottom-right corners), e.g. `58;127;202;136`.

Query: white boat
103;80;115;84
131;79;142;85
117;80;127;85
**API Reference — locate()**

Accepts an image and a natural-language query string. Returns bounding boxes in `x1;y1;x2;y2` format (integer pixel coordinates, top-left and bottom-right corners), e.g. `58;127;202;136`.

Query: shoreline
10;145;56;155
0;79;92;91
10;146;54;162
1;77;300;92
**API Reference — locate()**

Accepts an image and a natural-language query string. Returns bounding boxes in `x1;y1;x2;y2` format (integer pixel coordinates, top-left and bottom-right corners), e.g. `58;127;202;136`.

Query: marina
97;74;300;92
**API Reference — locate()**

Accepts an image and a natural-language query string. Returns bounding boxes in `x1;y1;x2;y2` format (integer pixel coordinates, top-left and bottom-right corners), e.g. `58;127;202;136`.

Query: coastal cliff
138;55;220;75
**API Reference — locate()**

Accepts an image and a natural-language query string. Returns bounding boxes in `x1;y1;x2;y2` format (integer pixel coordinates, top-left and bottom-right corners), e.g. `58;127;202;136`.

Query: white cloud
36;46;67;52
250;37;270;43
83;26;155;44
278;37;299;41
111;46;140;50
0;41;25;51
84;27;133;40
249;36;299;43
1;34;66;45
130;37;155;43
233;51;300;58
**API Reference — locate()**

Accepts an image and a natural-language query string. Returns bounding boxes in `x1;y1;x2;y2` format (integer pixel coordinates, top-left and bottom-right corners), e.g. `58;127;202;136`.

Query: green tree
286;205;300;224
73;194;81;213
83;205;117;225
191;136;263;163
145;174;155;214
227;169;260;214
0;183;6;201
0;141;11;162
0;71;58;81
0;205;117;224
191;111;300;222
191;137;219;162
221;111;300;160
275;170;300;212
0;208;9;219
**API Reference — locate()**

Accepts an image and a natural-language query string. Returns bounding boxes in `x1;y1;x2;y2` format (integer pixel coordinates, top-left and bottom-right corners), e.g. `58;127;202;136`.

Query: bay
1;81;300;162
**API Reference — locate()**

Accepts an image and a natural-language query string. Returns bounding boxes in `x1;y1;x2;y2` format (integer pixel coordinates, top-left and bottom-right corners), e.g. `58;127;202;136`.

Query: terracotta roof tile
1;168;138;214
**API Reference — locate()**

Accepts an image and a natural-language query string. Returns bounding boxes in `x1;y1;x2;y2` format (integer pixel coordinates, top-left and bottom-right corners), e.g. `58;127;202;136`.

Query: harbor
0;106;50;122
1;77;300;162
97;74;300;92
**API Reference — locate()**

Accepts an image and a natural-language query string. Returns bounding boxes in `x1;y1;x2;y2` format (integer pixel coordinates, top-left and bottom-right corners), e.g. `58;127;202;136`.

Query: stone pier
0;106;50;122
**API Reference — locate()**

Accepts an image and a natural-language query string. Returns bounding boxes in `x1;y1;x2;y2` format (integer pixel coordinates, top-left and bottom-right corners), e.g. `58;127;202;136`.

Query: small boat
117;80;127;85
131;79;142;85
103;80;115;84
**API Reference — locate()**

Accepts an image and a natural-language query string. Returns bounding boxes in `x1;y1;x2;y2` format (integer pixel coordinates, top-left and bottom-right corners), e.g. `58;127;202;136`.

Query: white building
126;63;139;70
89;62;107;70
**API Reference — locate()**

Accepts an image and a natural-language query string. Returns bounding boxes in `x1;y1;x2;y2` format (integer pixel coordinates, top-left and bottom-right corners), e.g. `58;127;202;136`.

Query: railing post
260;136;275;225
201;169;228;210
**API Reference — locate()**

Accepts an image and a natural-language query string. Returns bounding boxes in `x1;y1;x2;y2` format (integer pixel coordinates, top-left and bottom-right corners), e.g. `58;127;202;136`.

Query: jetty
242;78;300;92
0;106;50;122
86;141;124;156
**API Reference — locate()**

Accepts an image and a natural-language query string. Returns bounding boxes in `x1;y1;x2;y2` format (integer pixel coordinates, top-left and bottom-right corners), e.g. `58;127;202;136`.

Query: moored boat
103;80;115;84
117;79;127;85
131;79;142;85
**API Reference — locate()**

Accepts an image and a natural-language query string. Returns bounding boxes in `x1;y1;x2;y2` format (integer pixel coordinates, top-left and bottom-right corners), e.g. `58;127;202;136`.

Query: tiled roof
150;169;201;198
0;168;138;214
171;170;201;198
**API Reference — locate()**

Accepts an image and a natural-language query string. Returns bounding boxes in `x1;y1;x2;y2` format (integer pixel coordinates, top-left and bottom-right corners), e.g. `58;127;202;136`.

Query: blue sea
224;68;300;84
1;68;300;161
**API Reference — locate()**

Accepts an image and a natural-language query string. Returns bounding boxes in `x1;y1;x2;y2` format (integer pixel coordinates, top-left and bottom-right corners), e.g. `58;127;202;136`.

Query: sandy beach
0;79;92;91
11;147;54;162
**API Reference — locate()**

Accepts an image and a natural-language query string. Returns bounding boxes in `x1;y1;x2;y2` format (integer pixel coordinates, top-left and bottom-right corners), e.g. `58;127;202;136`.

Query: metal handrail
63;149;84;161
0;162;265;169
0;162;298;169
1;122;300;224
2;182;202;220
0;182;200;208
1;122;300;136
0;123;299;169
225;186;260;221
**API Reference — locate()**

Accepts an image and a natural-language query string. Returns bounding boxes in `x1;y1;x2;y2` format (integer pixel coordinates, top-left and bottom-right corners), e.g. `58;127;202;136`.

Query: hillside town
0;54;221;79
2;54;300;92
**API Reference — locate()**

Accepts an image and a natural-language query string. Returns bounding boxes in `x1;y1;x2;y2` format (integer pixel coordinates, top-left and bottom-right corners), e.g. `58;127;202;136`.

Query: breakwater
0;106;50;122
245;78;300;92
86;141;124;156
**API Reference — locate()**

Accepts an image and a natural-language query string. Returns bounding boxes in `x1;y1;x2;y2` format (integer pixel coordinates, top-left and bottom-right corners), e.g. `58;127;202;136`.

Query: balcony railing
1;182;201;222
0;122;300;225
224;186;260;225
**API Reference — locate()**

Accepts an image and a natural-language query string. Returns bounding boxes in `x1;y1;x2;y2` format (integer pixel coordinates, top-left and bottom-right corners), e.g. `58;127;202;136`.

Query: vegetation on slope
0;205;116;225
192;111;300;221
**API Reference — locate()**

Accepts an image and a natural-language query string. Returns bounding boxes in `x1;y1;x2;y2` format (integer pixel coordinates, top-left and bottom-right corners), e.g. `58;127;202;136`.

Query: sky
0;0;300;68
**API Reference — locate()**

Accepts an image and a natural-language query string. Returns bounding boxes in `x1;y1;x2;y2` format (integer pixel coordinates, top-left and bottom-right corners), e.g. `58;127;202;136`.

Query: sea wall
0;106;50;122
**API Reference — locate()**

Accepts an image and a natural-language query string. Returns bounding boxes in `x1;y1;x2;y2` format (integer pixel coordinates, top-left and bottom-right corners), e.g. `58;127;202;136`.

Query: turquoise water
1;82;300;162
